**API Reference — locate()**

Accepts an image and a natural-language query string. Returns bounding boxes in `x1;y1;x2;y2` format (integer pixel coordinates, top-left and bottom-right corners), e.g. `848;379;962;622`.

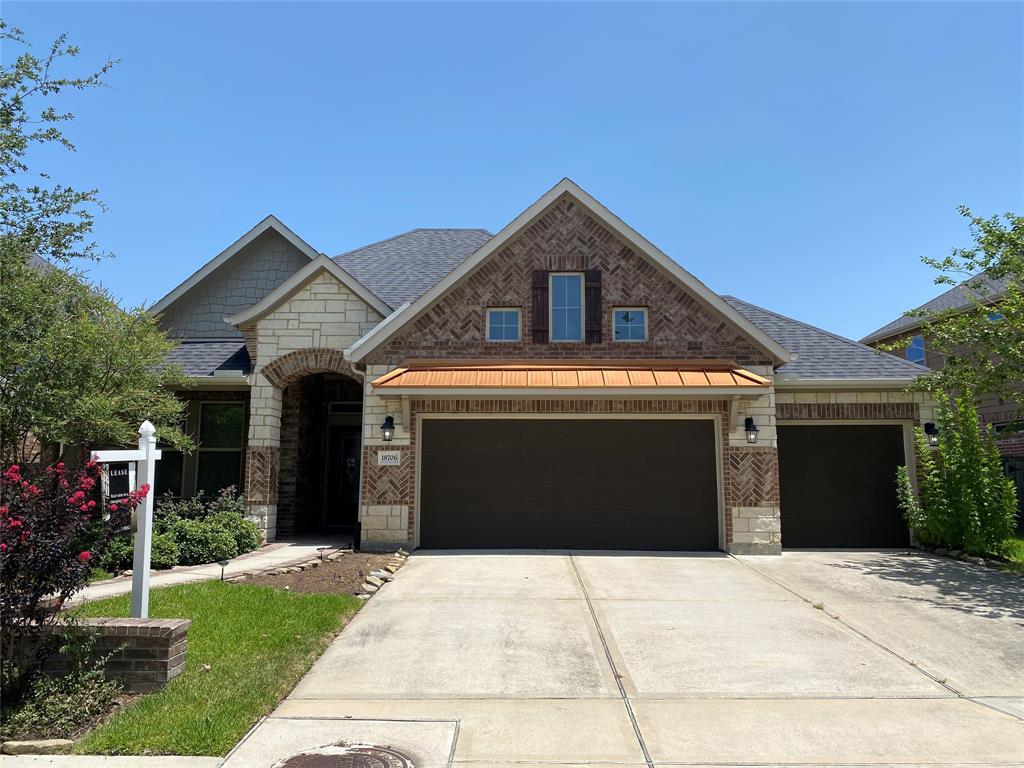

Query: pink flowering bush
0;459;148;700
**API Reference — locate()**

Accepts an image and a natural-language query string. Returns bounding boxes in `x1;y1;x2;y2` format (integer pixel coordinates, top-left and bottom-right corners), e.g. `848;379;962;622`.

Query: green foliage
170;519;237;566
0;26;191;464
1;627;121;741
97;535;133;574
208;512;261;554
883;207;1023;409
74;581;360;756
896;393;1018;554
150;533;179;570
155;487;260;558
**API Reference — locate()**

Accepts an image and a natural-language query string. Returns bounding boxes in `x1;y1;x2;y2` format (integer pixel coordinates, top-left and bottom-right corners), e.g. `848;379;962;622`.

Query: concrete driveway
225;550;1024;767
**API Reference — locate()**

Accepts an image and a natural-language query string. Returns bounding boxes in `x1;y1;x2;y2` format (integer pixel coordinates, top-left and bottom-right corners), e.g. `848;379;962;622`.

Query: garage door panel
778;424;909;548
419;419;718;550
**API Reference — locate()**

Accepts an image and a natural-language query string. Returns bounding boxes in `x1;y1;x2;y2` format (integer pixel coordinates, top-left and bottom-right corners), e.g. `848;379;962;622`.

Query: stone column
244;372;282;541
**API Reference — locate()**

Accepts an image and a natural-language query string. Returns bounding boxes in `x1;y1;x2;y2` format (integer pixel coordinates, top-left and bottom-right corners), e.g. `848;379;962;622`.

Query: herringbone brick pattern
370;194;773;367
244;445;279;505
362;445;414;506
725;447;780;507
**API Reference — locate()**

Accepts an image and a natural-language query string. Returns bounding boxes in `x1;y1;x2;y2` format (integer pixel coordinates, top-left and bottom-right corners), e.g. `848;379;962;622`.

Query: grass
89;567;115;582
998;534;1024;575
71;580;360;756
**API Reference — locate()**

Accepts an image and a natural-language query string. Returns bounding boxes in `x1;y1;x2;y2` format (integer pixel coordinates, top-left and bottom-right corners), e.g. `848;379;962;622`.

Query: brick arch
260;348;362;390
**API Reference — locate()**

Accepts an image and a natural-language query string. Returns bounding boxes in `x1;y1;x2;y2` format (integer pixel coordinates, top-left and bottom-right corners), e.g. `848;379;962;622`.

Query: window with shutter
532;270;549;343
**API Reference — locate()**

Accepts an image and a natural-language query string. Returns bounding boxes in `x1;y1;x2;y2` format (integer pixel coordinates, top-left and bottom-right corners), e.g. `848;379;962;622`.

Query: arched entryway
277;372;363;536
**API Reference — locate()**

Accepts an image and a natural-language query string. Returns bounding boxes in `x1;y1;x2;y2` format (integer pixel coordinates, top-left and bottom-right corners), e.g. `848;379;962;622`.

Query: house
861;274;1023;505
150;179;933;554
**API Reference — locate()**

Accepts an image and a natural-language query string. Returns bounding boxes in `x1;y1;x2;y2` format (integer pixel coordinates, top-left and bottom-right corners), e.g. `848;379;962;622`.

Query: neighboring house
151;179;933;554
860;274;1023;506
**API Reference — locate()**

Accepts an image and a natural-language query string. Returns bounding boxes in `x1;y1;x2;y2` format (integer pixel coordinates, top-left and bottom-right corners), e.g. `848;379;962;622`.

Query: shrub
150;532;179;570
97;535;133;574
170;518;237;566
208;512;261;554
0;460;147;702
0;629;121;741
897;392;1019;554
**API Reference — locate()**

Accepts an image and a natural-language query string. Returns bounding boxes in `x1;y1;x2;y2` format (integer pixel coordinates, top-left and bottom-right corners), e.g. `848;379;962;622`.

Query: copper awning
371;360;771;395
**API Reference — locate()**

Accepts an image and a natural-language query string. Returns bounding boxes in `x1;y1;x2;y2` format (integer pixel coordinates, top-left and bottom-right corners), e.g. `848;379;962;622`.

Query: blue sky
8;1;1023;340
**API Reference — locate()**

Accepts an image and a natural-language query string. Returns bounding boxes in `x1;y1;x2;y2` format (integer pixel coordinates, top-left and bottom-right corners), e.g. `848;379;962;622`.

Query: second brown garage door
419;418;719;550
777;424;910;548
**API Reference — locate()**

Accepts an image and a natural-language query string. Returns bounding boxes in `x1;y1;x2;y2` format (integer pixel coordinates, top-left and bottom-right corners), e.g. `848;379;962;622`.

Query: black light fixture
217;559;229;581
744;417;759;444
381;415;395;442
924;422;940;448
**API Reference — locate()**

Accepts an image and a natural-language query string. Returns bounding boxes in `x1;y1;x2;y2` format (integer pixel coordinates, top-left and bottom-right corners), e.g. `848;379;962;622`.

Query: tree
896;392;1017;554
0;24;191;464
893;207;1023;408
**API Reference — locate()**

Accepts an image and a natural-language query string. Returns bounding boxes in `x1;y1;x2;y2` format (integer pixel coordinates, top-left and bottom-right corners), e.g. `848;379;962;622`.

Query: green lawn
999;535;1024;575
89;567;115;582
73;581;360;756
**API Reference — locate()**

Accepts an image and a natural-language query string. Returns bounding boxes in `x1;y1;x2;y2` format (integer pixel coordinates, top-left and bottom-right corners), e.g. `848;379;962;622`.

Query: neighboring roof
164;340;251;377
371;360;770;396
150;215;320;315
723;296;929;383
860;272;1010;344
225;255;391;327
333;228;493;309
347;179;793;365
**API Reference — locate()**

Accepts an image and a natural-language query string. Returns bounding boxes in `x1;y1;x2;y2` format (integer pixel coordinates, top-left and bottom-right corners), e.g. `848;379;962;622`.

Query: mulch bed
245;552;395;595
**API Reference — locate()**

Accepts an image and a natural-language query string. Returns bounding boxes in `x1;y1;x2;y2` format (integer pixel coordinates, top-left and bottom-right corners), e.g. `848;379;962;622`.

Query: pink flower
78;551;91;562
0;543;6;552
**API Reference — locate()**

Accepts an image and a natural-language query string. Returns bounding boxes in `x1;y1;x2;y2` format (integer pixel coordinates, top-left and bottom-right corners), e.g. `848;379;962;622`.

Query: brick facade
367;194;774;368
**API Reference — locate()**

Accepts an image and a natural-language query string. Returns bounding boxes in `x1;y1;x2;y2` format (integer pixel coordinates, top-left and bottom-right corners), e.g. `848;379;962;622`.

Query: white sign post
93;420;161;618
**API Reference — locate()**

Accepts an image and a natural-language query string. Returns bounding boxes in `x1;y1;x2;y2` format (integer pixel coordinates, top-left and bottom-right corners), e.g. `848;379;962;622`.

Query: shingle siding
158;230;311;339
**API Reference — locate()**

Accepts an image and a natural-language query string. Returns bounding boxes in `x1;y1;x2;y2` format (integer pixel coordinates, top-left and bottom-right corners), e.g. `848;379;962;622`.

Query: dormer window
550;273;584;342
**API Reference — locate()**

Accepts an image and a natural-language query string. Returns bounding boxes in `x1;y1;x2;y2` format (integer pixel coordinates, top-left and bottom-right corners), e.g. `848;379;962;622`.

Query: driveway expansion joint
568;554;655;768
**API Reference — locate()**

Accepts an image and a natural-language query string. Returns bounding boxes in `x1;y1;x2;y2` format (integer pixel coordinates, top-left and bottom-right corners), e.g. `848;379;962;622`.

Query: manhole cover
273;742;414;768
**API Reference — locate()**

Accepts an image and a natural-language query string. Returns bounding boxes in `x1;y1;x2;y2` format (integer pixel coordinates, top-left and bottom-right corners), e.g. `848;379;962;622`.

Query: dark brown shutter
585;270;602;343
532;270;549;343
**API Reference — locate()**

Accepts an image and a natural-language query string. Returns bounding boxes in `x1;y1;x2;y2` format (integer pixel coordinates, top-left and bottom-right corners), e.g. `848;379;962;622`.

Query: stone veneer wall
240;268;383;540
359;364;782;554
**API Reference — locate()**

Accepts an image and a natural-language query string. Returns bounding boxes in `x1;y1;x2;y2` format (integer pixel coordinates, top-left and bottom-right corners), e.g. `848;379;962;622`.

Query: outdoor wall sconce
744;417;759;444
924;422;940;447
381;415;395;442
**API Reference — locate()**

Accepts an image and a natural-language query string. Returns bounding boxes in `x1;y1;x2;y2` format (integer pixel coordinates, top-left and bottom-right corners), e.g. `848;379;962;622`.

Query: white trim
549;272;585;343
774;377;917;390
150;215;321;315
612;306;648;342
224;255;391;326
412;412;725;551
373;386;769;398
347;178;793;363
484;307;522;343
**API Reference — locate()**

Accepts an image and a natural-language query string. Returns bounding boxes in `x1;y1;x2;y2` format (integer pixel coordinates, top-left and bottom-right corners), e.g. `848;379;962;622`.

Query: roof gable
150;215;320;316
347;179;792;364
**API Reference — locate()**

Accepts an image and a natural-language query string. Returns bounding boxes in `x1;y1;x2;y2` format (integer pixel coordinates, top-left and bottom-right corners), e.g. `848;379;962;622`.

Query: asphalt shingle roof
724;296;929;381
860;272;1009;344
165;340;251;377
334;228;493;308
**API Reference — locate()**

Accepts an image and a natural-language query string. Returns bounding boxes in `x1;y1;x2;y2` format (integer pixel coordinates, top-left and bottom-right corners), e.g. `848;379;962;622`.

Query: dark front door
325;426;360;528
777;424;909;548
419;418;719;550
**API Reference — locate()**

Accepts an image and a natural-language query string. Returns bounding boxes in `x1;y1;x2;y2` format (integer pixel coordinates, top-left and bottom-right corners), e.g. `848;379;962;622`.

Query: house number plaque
377;451;401;466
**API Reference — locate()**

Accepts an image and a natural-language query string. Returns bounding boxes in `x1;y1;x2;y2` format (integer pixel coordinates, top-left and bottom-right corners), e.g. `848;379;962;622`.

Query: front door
325;425;361;529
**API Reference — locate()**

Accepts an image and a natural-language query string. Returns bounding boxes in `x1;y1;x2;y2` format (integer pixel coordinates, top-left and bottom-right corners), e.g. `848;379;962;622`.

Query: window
613;308;648;341
196;402;245;496
906;335;926;365
154;450;184;497
550;273;584;342
486;308;521;341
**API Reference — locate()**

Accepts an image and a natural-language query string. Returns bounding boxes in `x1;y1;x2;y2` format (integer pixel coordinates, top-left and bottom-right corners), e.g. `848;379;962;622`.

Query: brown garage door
777;424;909;548
419;419;719;550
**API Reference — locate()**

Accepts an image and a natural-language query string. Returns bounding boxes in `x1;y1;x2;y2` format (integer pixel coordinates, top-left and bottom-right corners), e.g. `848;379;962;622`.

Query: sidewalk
73;536;351;604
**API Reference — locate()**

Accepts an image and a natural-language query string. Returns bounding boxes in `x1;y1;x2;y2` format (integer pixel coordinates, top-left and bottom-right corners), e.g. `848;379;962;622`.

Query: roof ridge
334;228;493;259
722;295;929;374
